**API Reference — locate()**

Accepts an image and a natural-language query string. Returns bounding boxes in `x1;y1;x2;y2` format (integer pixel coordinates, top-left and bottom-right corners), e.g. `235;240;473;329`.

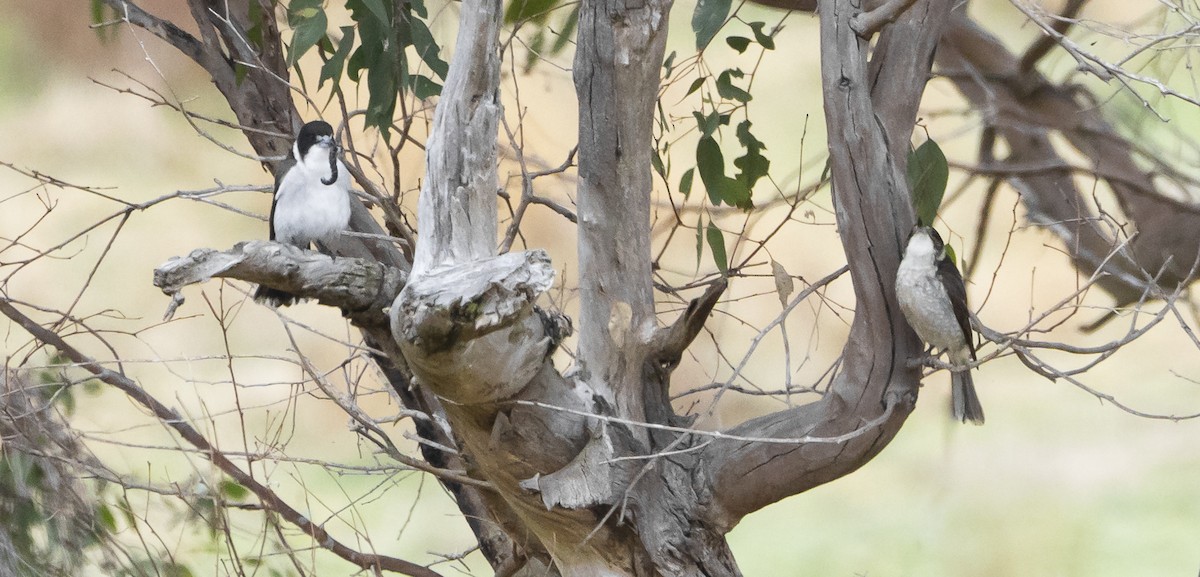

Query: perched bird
895;226;985;424
253;120;351;307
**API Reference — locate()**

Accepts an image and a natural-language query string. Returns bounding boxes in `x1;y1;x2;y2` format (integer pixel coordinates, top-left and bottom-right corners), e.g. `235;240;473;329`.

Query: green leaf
319;26;356;87
163;562;195;577
733;120;768;194
409;0;429;19
346;43;367;82
90;0;104;25
719;177;752;209
365;59;398;133
247;4;264;50
691;0;731;50
287;2;328;66
907;138;949;227
97;504;117;533
944;243;958;267
697;136;753;209
686;77;706;96
652;149;667;181
57;385;76;416
410;74;442;98
359;0;390;25
696;135;726;204
119;495;138;529
716;69;751;102
551;6;580;54
726;36;751;53
410;18;449;78
749;21;776;50
680;168;695;197
219;479;250;500
91;0;117;42
505;0;560;23
706;222;729;274
693;110;720;138
695;215;706;269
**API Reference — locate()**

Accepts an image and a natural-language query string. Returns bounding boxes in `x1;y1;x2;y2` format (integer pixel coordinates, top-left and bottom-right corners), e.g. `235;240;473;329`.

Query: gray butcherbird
895;226;985;424
253;120;351;307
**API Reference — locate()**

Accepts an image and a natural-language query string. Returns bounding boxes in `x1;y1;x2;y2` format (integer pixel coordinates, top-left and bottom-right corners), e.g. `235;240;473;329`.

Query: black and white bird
895;226;985;424
253;120;351;307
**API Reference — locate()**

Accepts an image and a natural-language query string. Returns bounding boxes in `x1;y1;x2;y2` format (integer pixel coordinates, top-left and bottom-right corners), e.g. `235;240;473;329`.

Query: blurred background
1;0;1198;575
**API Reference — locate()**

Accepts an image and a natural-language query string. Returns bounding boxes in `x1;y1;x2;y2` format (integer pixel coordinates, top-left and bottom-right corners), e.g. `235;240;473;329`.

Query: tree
2;0;1198;575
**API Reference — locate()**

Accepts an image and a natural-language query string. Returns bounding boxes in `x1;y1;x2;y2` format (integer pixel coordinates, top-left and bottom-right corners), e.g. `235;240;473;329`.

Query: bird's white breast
272;157;351;248
896;253;966;354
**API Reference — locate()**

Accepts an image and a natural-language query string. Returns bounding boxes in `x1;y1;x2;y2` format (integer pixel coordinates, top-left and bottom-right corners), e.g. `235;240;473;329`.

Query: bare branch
1017;0;1087;72
701;0;955;527
0;299;444;577
850;0;918;38
152;242;406;326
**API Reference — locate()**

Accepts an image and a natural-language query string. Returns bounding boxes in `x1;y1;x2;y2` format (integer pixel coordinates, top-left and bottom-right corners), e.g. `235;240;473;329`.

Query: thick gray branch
391;251;554;404
573;0;672;431
411;0;502;272
153;241;405;326
702;0;954;527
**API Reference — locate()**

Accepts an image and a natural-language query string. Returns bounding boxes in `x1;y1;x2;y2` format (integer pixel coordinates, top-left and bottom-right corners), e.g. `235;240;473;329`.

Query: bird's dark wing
937;258;976;360
267;156;297;241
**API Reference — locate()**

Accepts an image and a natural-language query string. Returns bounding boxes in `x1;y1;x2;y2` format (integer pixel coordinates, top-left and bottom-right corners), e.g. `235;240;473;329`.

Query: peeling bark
153;240;405;325
573;0;672;425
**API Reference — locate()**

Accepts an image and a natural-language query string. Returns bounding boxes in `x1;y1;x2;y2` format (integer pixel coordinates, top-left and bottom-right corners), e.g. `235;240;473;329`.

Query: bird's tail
951;370;985;425
253;285;299;308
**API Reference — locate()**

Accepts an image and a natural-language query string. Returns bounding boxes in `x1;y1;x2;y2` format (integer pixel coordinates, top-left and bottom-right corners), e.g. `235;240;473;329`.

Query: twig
0;298;444;577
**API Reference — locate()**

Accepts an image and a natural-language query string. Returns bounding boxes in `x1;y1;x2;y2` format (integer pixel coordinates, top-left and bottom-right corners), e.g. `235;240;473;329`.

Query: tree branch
573;0;673;426
103;0;206;62
410;0;502;272
702;0;954;528
0;299;443;577
938;14;1200;319
849;0;918;38
1017;0;1087;72
152;241;405;326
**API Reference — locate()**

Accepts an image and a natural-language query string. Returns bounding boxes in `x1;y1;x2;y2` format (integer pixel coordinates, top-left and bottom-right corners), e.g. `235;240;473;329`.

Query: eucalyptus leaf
680;168;695;197
749;21;776;50
692;0;731;49
726;36;751;53
287;4;327;65
319;26;356;87
907;138;949;226
716;69;752;102
706;222;729;274
696;135;726;205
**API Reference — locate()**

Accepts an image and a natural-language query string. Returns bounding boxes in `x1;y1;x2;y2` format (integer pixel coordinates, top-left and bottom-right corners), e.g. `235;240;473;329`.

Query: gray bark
700;0;953;526
572;0;672;427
